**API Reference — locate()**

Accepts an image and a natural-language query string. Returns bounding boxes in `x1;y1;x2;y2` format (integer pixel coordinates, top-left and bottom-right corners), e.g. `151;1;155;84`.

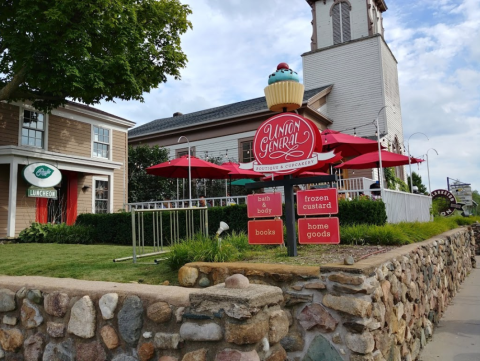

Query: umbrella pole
229;175;232;197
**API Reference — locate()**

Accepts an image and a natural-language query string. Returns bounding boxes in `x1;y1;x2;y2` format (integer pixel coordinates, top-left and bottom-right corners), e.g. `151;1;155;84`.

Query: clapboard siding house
0;101;135;238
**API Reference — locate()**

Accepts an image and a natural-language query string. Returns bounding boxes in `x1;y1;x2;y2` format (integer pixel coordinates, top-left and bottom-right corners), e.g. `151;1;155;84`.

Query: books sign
247;193;282;218
248;219;284;245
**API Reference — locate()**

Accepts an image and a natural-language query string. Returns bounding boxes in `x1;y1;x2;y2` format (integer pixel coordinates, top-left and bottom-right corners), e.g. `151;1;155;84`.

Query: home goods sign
240;113;336;175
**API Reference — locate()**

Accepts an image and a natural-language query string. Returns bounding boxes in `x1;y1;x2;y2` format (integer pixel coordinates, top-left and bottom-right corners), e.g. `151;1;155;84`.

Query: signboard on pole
248;219;284;245
23;163;62;188
298;218;340;244
450;184;473;206
247;193;282;218
296;188;338;216
431;189;462;216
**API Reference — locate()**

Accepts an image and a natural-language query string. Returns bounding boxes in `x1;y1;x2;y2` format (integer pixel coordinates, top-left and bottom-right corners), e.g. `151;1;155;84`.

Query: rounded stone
0;328;24;352
67;296;96;339
101;325;120;350
269;310;290;344
99;293;119;320
182;348;208;361
345;332;375;354
118;295;144;345
178;266;199;287
215;349;260;361
147;301;172;323
225;318;269;345
47;322;66;338
0;288;16;312
76;342;107;361
44;292;70;317
21;299;44;329
225;274;250;289
198;276;211;288
27;289;43;305
43;340;74;361
138;342;155;361
159;357;179;361
180;322;223;341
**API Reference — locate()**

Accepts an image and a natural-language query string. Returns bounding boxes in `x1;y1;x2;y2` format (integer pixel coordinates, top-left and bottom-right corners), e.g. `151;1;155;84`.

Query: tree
408;172;428;194
128;145;176;203
0;0;191;112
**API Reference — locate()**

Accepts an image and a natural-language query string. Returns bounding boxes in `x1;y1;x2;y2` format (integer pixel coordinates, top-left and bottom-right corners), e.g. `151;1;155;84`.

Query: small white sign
23;163;62;188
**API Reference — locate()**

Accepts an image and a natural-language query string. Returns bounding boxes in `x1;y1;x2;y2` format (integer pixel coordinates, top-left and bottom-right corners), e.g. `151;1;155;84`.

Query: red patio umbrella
221;161;263;196
335;150;423;169
322;129;383;158
262;171;329;181
146;155;231;179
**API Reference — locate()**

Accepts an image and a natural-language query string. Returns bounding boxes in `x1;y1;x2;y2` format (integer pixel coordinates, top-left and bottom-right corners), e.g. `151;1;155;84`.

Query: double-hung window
93;126;110;158
94;180;109;213
240;139;255;163
21;110;45;148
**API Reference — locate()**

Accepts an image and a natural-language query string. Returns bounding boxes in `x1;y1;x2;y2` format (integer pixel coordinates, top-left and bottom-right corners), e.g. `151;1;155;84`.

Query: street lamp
178;136;192;208
374;105;394;198
426;148;438;195
407;132;429;193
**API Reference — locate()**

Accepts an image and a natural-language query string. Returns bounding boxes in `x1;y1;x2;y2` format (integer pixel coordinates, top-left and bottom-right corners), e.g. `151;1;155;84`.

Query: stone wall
471;221;480;258
0;227;475;361
0;276;289;361
179;227;476;361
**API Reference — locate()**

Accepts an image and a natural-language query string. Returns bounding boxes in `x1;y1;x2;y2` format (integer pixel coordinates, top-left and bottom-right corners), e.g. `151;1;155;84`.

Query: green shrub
76;199;386;245
18;223;94;244
166;233;246;270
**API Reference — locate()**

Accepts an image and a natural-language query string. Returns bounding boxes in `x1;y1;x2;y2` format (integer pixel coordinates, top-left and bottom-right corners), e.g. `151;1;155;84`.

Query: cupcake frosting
268;63;300;85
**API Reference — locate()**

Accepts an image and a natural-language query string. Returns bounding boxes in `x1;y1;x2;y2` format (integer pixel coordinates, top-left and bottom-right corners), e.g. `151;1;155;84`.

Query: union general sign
23;163;62;188
240;113;335;175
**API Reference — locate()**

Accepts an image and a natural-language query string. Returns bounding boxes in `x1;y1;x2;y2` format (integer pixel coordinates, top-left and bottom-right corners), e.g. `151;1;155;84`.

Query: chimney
173;112;183;117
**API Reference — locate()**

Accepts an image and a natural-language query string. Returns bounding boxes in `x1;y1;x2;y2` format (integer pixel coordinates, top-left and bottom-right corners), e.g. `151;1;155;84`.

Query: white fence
383;189;432;223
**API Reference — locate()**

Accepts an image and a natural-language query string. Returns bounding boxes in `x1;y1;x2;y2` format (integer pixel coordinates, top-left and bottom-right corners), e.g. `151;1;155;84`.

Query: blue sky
94;0;480;193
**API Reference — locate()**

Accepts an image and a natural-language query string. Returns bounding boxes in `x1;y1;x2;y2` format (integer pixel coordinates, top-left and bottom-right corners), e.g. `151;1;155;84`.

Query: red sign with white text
248;219;284;245
247;193;282;218
297;188;338;216
252;113;320;175
298;217;340;244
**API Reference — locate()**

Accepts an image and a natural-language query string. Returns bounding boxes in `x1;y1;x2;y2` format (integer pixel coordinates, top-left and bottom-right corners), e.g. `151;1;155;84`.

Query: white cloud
95;0;480;192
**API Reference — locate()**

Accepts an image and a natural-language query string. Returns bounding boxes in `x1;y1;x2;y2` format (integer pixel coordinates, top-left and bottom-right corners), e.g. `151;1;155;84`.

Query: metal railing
127;196;247;211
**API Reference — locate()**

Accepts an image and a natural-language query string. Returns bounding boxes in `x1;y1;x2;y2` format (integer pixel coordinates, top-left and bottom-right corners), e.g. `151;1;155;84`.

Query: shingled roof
129;85;330;138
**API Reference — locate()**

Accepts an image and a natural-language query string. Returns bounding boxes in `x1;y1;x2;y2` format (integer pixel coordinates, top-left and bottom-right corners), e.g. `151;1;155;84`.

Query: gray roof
129;85;330;138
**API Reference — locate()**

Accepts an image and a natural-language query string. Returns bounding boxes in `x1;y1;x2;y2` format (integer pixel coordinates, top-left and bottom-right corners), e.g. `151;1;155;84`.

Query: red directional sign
298;217;340;244
248;219;284;245
247;193;282;218
297;188;338;216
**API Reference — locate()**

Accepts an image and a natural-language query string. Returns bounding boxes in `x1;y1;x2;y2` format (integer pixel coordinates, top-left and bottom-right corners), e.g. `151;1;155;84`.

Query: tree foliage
0;0;192;112
408;171;428;194
128;145;176;203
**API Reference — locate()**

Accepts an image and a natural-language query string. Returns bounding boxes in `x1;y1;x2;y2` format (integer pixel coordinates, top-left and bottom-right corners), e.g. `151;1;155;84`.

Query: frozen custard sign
23;163;62;188
240;113;335;175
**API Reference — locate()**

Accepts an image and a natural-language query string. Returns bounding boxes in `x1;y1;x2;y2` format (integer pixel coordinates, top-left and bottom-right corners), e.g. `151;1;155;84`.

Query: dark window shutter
332;3;341;44
341;3;351;42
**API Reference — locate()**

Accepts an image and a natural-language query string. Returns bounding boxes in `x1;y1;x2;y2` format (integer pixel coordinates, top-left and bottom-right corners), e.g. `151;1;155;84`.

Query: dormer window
331;1;351;45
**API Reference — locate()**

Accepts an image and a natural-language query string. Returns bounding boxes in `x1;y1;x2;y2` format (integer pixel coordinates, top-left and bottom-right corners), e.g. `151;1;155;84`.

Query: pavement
419;256;480;361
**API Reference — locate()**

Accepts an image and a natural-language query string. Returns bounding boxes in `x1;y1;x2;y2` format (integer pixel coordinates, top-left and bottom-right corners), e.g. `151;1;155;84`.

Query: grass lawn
0;243;178;285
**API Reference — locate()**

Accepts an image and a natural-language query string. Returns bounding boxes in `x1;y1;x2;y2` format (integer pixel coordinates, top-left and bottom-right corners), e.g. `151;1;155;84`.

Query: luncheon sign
23;162;62;199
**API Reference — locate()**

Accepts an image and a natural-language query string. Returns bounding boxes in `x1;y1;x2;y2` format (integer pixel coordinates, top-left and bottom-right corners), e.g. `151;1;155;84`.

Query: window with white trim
332;1;351;45
93;126;110;158
21;110;45;148
240;139;255;163
94;179;109;213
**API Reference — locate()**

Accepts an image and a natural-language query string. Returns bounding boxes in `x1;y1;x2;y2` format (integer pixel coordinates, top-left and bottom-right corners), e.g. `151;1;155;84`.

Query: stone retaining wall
179;227;476;360
0;227;475;361
471;221;480;258
0;276;288;360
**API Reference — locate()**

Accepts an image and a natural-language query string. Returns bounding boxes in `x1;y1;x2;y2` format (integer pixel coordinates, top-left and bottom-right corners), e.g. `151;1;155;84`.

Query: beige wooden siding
112;130;127;211
15;165;36;236
48;114;91;157
77;174;93;215
0;103;19;146
0;164;10;237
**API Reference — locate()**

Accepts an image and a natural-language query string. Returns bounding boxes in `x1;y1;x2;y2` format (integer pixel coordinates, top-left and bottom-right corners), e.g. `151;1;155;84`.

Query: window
21;110;45;148
176;147;195;158
240;139;255;163
94;180;109;213
332;1;351;45
93;126;110;158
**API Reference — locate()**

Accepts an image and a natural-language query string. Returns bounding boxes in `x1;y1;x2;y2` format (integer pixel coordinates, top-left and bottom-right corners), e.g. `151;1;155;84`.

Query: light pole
407;132;429;193
374;105;393;198
426;148;438;195
178;136;192;208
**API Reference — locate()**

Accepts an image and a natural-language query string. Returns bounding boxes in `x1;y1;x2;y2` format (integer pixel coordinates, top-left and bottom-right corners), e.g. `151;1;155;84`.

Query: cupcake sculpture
264;63;305;112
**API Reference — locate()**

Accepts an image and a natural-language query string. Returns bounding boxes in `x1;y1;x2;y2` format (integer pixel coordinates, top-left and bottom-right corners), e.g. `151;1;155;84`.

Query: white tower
303;0;405;176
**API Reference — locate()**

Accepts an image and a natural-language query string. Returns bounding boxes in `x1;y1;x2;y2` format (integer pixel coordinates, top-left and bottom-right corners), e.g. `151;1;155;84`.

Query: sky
94;0;480;194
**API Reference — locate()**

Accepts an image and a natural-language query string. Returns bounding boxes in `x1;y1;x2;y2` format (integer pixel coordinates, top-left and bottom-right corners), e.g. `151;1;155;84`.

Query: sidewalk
419;256;480;361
